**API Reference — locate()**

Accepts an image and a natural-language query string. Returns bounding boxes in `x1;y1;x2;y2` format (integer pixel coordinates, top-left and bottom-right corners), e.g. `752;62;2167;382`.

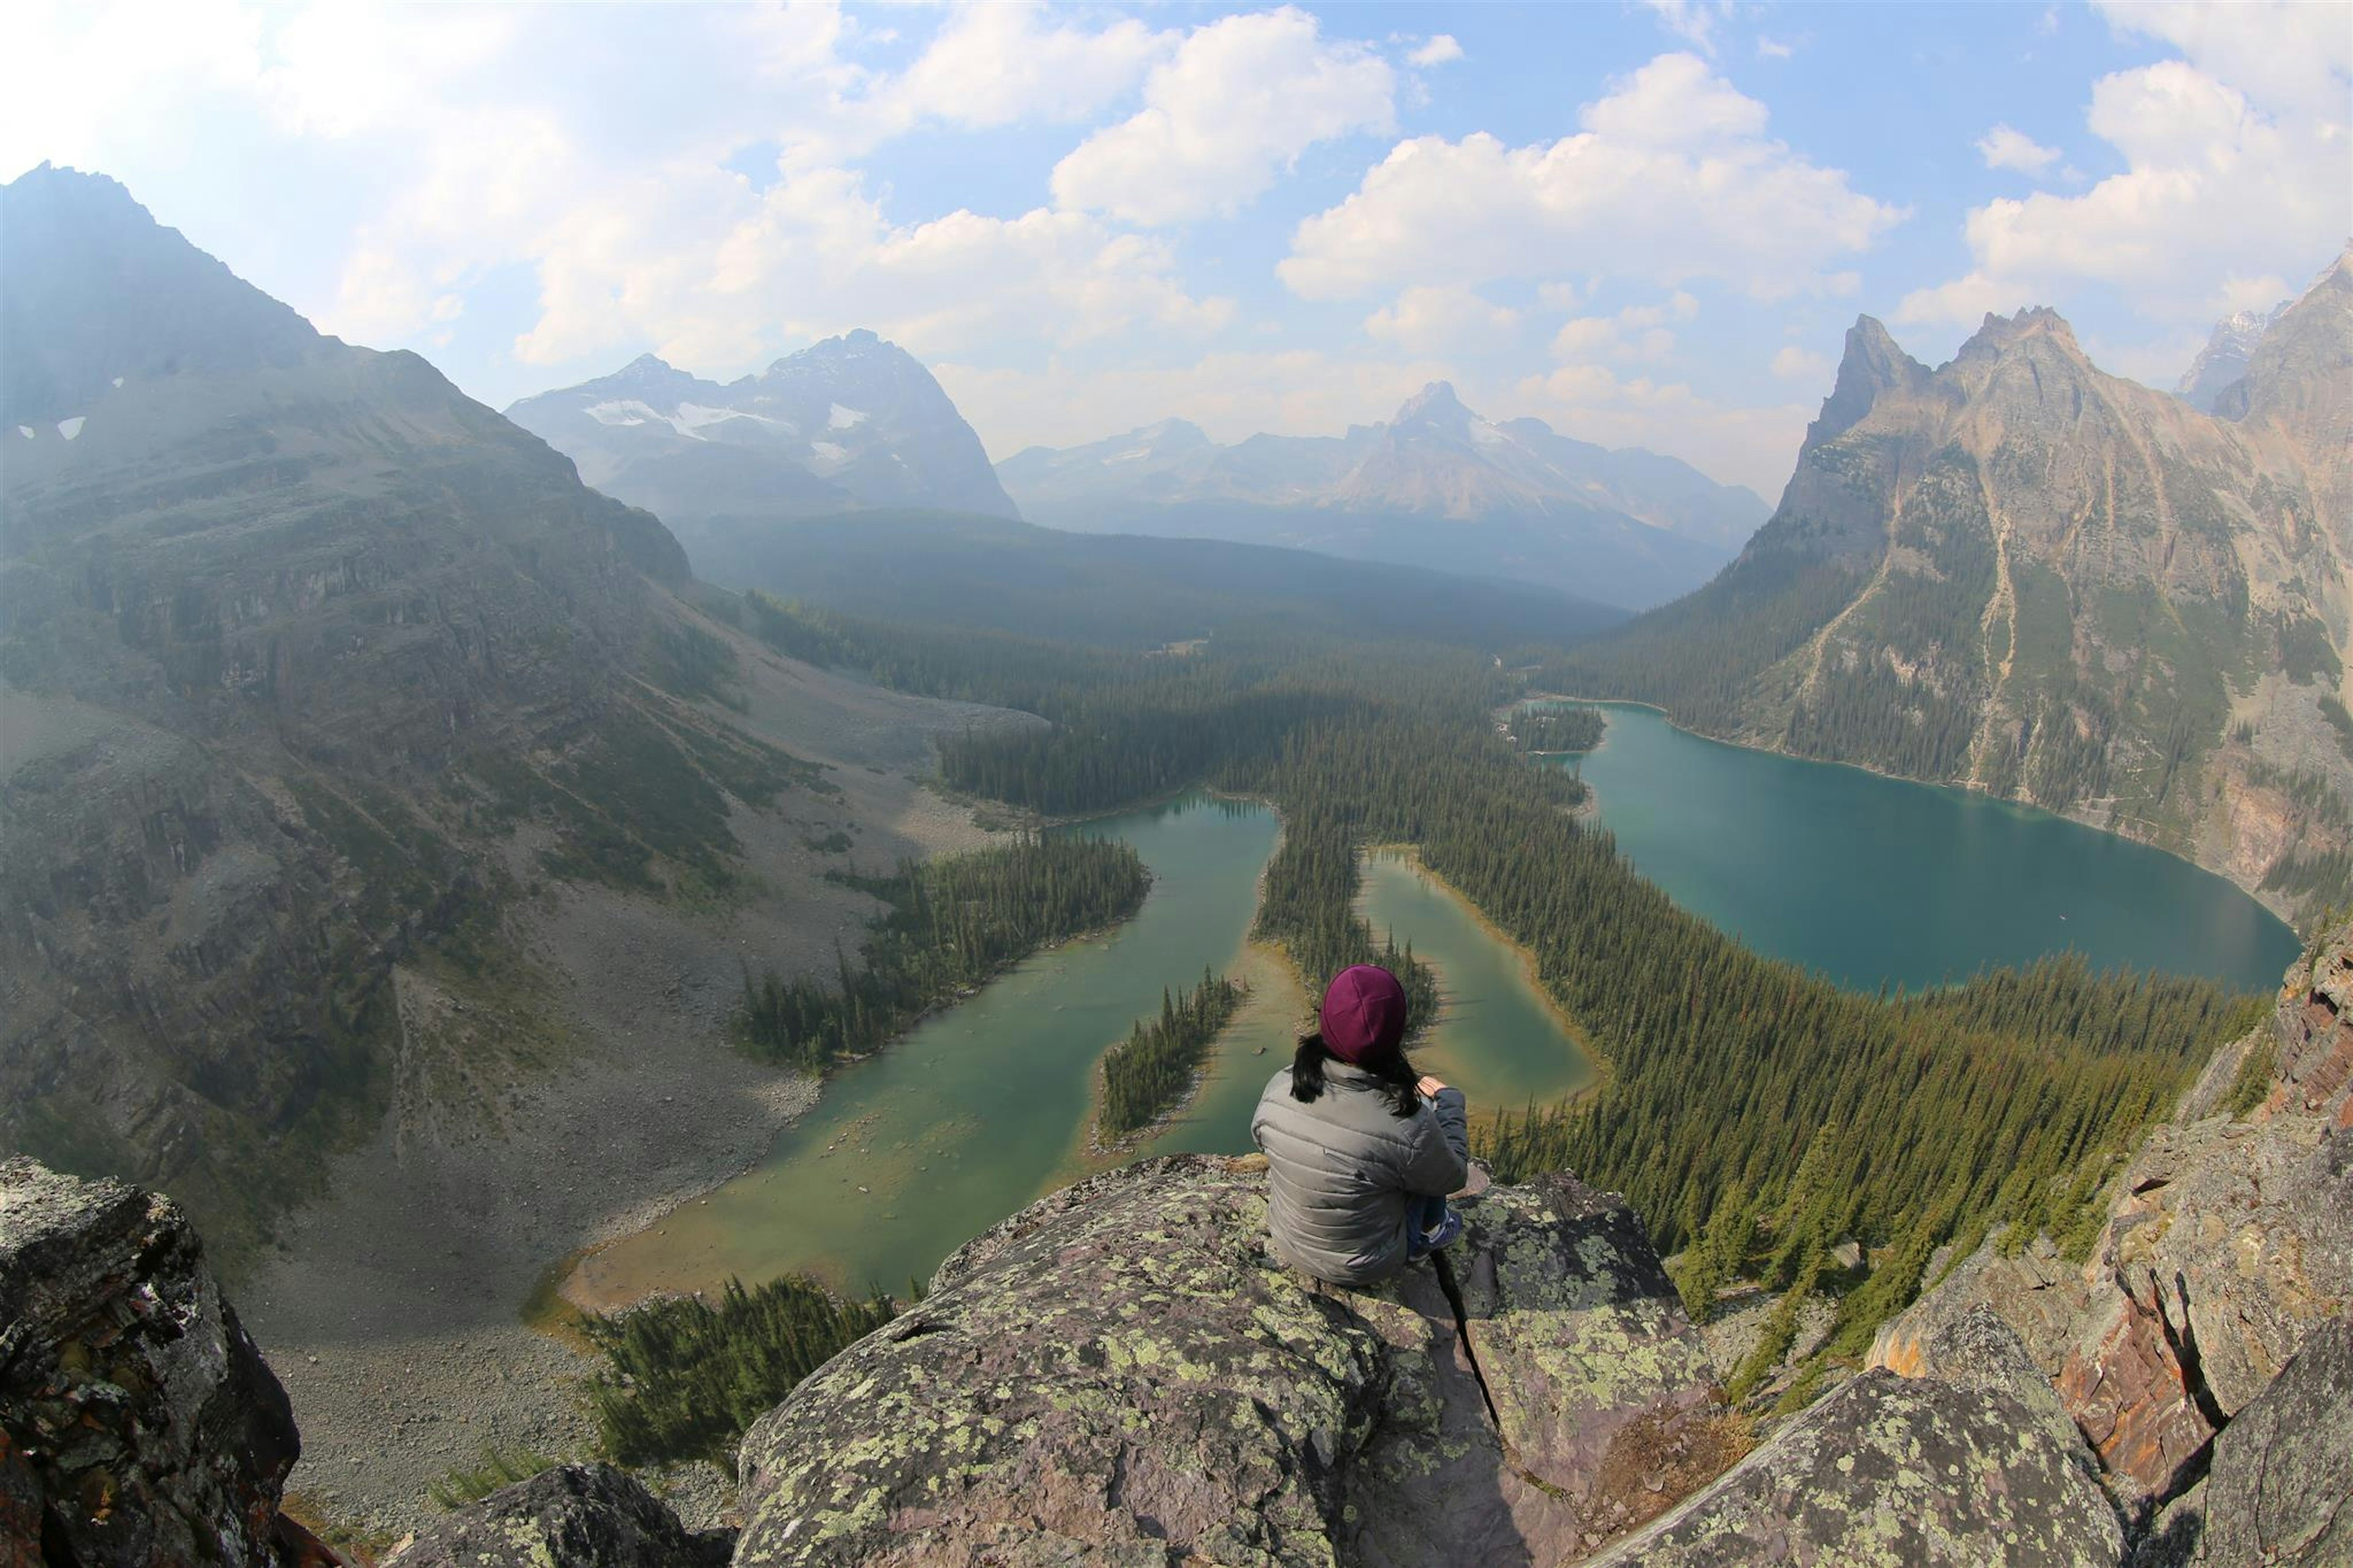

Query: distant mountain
0;167;970;1262
507;334;1018;560
1553;251;2353;925
996;384;1769;610
2176;300;2291;414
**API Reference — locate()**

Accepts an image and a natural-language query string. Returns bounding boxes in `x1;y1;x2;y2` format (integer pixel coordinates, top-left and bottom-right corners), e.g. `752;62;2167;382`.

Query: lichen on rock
381;1463;734;1568
731;1154;1728;1567
1589;1309;2126;1566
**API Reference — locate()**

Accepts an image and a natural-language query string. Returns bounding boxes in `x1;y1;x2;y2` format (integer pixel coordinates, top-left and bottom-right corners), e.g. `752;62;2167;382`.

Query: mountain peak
1;163;321;426
1958;306;2082;362
1395;381;1472;426
1806;316;1930;448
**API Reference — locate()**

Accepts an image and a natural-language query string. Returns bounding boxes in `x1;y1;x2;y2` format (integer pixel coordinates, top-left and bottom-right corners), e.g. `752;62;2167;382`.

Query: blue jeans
1405;1192;1455;1260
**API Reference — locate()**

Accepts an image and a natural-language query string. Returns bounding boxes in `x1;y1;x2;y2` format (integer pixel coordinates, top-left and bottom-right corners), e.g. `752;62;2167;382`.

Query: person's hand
1417;1075;1449;1099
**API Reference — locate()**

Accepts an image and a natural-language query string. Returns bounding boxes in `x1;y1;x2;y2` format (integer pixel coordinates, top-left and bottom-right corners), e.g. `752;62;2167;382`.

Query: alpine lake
565;703;2300;1306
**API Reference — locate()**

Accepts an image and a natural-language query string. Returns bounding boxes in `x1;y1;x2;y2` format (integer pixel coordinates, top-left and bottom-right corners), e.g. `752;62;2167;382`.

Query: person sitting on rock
1250;963;1481;1287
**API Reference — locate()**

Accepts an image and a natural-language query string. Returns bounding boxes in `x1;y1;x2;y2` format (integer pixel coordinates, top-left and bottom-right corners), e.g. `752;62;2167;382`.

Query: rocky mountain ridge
0;164;1018;1284
997;382;1767;610
1556;248;2353;925
505;333;1018;574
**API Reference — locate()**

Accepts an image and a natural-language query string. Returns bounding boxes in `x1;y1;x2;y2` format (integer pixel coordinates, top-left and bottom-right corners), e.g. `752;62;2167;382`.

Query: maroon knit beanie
1319;964;1408;1064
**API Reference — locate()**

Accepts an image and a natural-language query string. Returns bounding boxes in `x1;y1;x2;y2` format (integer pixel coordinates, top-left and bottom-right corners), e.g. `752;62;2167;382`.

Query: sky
5;1;2347;497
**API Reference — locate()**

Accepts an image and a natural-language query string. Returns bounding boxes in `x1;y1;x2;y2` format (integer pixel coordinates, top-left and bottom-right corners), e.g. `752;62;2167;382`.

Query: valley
4;134;2344;1566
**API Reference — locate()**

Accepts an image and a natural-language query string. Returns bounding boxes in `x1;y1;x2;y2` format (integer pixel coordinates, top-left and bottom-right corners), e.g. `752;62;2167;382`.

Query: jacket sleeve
1400;1087;1470;1195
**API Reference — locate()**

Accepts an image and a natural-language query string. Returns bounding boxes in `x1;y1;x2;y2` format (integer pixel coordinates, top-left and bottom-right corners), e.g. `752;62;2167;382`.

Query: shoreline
1356;843;1612;1098
1520;692;2300;927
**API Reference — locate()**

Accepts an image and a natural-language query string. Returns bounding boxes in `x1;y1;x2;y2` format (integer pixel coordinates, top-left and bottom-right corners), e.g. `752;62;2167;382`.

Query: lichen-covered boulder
381;1463;733;1567
1588;1310;2124;1566
731;1154;1727;1567
2189;1317;2352;1566
0;1155;300;1567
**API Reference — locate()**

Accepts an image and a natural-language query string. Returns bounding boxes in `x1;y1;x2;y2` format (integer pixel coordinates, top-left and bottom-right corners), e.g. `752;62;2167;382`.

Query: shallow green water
1543;702;2301;993
572;794;1287;1300
571;794;1598;1302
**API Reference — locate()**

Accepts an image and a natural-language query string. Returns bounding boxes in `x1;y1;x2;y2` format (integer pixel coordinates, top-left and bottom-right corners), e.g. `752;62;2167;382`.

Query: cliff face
1876;917;2353;1554
1566;253;2353;923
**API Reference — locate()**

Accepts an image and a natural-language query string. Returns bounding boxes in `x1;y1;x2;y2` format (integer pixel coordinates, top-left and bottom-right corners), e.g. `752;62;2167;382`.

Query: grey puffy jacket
1250;1060;1469;1287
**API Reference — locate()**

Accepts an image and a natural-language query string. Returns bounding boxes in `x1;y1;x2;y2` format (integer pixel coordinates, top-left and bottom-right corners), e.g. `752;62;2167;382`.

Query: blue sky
6;1;2347;494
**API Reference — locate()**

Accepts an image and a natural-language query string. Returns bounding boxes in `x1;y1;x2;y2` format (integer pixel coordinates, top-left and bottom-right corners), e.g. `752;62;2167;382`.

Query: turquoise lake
1539;702;2301;994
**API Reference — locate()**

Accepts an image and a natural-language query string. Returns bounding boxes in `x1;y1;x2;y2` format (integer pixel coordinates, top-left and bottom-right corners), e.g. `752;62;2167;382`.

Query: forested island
1513;705;1605;753
1098;968;1247;1138
739;835;1150;1070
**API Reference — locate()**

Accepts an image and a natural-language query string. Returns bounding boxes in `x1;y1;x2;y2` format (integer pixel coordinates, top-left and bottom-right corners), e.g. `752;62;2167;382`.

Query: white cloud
1770;344;1832;381
1409;34;1464;67
1756;37;1795;61
1281;53;1903;302
881;7;1169;132
1051;7;1395;226
1976;123;2062;175
1902;8;2351;334
1549;292;1698;363
512;166;1234;374
1364;284;1521;355
1643;0;1728;55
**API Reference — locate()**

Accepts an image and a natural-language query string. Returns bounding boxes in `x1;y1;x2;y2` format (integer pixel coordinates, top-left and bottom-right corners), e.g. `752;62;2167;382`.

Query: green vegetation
1100;969;1247;1137
584;1276;898;1470
2321;695;2353;764
2224;1037;2279;1118
1515;705;1605;752
820;611;2260;1388
2279;613;2344;686
428;1447;561;1511
740;835;1150;1070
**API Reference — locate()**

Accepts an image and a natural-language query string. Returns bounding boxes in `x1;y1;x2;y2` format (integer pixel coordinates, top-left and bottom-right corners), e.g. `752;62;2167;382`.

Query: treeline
1100;969;1246;1137
741;836;1148;1070
727;597;2262;1391
1515;705;1605;752
584;1275;897;1469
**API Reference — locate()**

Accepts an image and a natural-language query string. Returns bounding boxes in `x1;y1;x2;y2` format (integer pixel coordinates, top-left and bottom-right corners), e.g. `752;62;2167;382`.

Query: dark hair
1289;1031;1421;1118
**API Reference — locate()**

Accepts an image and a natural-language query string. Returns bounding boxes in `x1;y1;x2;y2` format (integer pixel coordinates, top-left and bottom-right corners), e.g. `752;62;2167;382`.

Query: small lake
567;793;1598;1303
1538;702;2301;994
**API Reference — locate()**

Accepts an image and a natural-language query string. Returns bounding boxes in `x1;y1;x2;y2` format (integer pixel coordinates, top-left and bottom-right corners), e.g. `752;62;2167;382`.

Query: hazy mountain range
1559;246;2353;922
513;344;1767;612
999;382;1770;610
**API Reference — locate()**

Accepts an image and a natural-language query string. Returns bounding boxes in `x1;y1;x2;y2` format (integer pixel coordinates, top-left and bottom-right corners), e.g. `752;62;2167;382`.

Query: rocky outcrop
731;1154;1733;1567
1876;919;2353;1537
0;1156;298;1566
1591;1309;2124;1566
382;1464;733;1568
2186;1317;2353;1565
